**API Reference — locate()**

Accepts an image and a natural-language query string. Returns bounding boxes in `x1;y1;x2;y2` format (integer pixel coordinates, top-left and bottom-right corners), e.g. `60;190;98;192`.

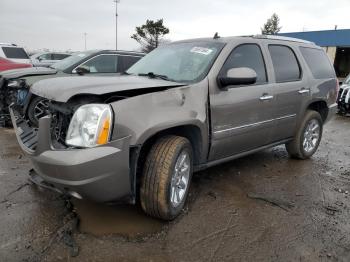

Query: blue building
279;29;350;79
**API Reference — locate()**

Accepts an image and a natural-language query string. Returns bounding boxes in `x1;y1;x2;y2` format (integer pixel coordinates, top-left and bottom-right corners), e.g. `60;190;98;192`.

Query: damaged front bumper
10;107;133;203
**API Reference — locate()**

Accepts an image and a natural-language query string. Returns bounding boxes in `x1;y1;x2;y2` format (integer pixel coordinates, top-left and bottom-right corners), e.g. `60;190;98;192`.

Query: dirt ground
0;116;349;262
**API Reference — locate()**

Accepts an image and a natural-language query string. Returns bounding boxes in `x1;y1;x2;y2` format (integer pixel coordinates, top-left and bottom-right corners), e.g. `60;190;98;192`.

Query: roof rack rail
252;34;314;44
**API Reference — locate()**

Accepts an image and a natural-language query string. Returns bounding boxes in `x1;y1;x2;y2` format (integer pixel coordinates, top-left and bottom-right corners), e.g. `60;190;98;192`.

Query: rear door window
268;45;301;83
299;47;335;79
118;55;142;72
2;47;29;59
220;44;267;84
52;53;70;60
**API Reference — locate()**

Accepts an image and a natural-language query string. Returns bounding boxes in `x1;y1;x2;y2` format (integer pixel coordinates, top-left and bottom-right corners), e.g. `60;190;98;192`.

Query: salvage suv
10;35;338;220
337;73;350;115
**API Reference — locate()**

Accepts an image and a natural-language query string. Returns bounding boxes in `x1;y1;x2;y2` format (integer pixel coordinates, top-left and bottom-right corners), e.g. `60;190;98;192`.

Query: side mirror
75;66;90;75
218;67;257;88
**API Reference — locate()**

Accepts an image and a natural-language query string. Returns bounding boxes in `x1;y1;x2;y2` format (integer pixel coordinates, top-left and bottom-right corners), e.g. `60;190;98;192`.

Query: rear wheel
140;136;193;220
286;110;323;159
27;97;50;127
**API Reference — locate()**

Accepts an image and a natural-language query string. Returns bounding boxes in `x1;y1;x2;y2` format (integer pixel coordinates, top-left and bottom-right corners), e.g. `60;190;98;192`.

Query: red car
0;57;32;72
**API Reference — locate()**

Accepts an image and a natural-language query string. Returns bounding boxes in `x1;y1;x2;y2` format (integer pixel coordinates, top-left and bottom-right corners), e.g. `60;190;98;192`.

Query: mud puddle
72;200;166;238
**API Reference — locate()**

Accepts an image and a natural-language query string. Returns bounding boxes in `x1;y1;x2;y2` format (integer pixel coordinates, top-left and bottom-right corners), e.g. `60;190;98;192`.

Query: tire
27;97;49;127
285;110;323;159
140;136;193;220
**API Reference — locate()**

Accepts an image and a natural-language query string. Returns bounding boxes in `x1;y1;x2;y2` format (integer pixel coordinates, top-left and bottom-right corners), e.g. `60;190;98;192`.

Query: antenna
213;32;220;39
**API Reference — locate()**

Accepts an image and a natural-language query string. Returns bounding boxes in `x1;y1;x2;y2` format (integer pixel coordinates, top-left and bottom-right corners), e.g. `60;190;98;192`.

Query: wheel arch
306;100;328;122
130;124;205;200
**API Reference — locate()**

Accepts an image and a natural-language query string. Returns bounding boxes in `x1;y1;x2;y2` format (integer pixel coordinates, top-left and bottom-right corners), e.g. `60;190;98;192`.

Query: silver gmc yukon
10;35;338;220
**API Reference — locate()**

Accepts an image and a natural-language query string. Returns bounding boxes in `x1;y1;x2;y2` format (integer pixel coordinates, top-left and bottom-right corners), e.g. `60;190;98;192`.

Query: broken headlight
7;79;26;88
65;104;113;148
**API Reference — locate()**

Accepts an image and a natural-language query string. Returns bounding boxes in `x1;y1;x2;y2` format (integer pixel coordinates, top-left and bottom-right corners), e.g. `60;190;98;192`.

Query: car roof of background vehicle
99;50;145;56
31;51;72;56
0;43;18;47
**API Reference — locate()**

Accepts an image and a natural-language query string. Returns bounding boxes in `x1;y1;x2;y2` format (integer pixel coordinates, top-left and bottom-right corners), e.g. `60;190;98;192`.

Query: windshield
127;41;225;83
51;51;93;71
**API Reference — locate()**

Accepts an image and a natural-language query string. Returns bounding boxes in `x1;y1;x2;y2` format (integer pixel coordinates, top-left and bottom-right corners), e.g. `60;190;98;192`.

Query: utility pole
84;32;87;50
114;0;120;50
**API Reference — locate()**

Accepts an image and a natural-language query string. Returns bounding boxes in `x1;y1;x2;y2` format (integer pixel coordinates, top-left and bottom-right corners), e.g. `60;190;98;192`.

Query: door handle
259;94;274;101
298;88;310;94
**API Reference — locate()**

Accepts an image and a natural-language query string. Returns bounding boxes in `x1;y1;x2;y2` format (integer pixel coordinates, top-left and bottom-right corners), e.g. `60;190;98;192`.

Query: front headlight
65;104;113;148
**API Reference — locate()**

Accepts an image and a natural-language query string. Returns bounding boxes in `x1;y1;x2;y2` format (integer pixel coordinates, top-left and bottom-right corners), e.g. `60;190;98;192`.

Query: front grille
341;89;349;102
12;109;38;151
337;88;343;102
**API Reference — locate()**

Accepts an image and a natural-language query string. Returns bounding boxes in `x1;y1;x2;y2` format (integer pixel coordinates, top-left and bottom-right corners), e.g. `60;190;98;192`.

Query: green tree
131;19;170;53
261;13;282;35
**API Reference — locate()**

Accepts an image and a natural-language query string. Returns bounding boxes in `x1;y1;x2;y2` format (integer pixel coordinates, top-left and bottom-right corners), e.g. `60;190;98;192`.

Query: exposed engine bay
41;86;170;148
0;79;28;126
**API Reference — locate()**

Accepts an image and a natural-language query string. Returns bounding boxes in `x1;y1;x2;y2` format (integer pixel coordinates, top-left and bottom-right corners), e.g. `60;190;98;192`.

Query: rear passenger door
209;43;275;160
265;44;309;142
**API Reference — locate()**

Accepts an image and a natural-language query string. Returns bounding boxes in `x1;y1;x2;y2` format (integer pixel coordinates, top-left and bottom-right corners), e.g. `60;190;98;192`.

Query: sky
1;0;350;52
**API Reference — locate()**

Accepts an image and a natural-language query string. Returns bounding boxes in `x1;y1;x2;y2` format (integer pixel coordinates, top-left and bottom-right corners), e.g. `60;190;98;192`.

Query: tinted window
220;44;267;84
79;55;118;73
52;54;70;60
269;45;301;82
2;47;29;59
299;47;334;79
119;56;142;72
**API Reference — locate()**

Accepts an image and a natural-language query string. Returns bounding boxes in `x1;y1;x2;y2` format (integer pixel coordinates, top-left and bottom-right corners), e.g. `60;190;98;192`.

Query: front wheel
286;110;323;159
140;136;193;220
27;97;50;127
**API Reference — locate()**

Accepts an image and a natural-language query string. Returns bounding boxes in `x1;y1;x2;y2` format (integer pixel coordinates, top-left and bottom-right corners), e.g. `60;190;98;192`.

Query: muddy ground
0;116;349;262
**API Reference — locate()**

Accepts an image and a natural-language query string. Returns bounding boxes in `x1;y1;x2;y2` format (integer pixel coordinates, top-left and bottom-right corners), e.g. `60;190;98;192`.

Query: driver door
209;43;275;161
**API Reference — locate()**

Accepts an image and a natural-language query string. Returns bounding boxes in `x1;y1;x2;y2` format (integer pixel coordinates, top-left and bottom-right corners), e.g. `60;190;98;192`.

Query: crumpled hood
0;67;57;79
31;75;186;102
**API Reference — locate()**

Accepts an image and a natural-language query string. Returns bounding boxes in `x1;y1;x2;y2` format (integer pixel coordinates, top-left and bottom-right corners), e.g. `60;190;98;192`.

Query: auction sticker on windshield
190;47;213;55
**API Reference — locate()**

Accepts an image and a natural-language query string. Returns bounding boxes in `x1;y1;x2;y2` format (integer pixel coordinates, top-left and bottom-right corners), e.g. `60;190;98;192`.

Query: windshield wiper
138;72;171;81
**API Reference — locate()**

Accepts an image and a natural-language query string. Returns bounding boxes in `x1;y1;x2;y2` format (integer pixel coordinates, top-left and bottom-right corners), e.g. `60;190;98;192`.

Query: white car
338;74;350;115
30;52;71;67
0;43;31;64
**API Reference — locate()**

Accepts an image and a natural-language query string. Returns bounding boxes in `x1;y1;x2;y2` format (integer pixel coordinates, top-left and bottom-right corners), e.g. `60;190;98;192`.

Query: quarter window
268;45;301;83
78;55;118;73
299;47;334;79
220;44;267;84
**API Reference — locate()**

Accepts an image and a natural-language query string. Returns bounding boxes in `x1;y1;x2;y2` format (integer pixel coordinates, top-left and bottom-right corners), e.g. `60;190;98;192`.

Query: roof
174;35;317;46
278;29;350;47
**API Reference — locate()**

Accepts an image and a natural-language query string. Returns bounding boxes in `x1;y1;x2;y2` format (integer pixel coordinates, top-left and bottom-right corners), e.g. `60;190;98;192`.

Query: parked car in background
0;57;32;72
30;52;71;67
0;49;144;126
338;73;350;115
0;43;31;64
10;35;338;220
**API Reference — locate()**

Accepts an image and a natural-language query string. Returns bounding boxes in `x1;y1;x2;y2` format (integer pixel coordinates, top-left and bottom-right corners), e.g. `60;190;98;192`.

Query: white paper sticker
190;47;213;55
